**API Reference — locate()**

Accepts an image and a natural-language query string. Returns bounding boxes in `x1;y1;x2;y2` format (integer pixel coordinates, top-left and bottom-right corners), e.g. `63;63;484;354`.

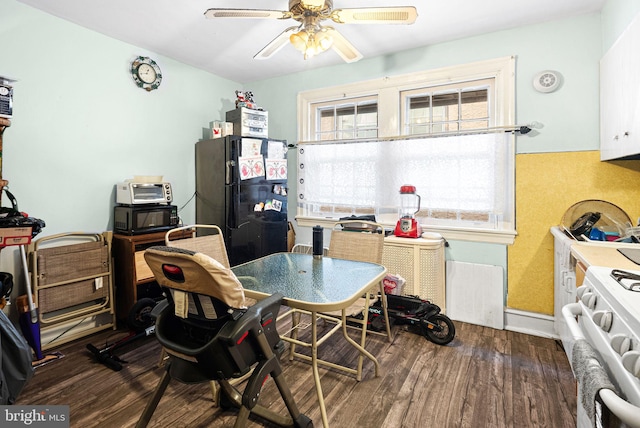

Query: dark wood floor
16;313;577;427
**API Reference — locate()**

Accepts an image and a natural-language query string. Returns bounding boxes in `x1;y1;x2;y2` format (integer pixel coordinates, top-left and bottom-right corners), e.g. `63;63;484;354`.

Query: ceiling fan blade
300;0;327;9
331;7;418;24
204;9;288;20
326;28;363;63
254;27;298;60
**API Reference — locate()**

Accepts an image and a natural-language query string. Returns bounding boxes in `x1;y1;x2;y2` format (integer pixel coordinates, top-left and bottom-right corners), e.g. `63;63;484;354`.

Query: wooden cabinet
600;13;640;160
575;260;587;287
112;231;190;321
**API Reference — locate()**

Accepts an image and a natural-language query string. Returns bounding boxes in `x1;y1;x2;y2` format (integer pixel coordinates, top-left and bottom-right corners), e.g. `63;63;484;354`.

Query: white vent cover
533;70;561;93
446;261;504;329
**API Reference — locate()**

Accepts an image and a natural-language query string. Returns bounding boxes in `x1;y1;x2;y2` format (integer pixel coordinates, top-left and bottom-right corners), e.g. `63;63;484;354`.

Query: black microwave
114;204;178;235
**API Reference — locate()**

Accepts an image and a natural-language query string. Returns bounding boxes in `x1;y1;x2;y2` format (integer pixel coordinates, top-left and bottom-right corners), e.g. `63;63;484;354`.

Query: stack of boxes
225;107;268;138
210;108;269;139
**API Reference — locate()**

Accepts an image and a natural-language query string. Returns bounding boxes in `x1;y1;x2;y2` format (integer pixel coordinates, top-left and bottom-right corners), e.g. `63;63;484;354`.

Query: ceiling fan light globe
304;46;317;59
305;34;318;57
316;31;334;51
290;31;310;51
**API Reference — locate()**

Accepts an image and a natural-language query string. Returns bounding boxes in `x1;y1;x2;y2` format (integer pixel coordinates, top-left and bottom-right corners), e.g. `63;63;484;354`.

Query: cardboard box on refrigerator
211;121;235;138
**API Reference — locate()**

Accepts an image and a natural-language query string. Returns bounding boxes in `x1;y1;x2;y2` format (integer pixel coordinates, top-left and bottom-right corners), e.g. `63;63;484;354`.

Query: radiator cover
382;236;446;312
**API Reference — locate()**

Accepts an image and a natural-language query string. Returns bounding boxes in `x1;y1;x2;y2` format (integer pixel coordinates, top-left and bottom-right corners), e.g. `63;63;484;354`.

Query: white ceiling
18;0;606;83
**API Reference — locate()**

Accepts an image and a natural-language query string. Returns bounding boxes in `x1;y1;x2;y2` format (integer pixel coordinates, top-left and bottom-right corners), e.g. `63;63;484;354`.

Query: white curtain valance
297;132;514;230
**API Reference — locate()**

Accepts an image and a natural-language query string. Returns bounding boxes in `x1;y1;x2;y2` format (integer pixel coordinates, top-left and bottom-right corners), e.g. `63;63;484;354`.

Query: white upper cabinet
601;13;640;160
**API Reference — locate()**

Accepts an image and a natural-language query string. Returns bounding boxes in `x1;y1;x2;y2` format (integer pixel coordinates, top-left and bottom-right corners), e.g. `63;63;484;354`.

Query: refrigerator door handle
226;160;236;185
236;221;250;229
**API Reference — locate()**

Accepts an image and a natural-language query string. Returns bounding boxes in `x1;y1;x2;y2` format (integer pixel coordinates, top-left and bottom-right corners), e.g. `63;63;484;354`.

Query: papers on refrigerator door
267;140;286;159
265;199;283;212
273;184;287;196
241;138;262;157
266;159;287;180
239;155;265;180
253;199;282;212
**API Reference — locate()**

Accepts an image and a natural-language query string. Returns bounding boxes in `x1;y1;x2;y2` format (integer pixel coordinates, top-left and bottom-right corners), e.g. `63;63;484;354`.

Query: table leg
355;292;370;380
341;308;380;380
311;311;330;428
379;284;393;342
289;310;301;361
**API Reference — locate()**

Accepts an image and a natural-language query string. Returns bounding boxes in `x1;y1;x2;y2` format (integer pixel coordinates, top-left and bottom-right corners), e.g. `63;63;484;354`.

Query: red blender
394;185;423;238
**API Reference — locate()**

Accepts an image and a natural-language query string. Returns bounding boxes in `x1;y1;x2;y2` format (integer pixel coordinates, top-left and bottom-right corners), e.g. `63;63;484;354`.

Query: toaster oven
116;182;173;205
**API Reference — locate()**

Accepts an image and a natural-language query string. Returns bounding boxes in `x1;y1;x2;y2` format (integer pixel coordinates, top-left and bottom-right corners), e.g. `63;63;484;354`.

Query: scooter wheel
422;314;455;345
127;298;156;332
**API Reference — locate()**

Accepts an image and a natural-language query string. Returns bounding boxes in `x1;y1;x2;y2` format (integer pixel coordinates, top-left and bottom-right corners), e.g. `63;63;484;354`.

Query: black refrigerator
195;135;288;266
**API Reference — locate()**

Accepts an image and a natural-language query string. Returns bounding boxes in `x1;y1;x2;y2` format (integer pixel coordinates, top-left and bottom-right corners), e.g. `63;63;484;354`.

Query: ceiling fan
204;0;418;62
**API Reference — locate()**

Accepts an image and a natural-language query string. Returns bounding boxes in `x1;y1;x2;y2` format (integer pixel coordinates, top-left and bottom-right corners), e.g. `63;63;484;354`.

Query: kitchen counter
571;241;640;270
565;238;640;287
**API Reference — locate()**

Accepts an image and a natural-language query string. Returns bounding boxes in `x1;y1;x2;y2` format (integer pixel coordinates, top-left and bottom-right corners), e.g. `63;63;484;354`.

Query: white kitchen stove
579;266;640;403
563;265;640;427
586;267;640;340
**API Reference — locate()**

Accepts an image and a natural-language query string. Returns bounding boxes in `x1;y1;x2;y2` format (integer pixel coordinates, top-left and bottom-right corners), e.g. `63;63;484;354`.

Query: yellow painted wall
507;151;640;314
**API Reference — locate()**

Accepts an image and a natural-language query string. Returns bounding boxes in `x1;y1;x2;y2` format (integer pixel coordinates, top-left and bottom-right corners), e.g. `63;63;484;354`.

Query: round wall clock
130;56;162;91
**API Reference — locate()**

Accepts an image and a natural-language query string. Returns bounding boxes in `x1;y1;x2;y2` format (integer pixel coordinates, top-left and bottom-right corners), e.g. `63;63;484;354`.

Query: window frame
401;79;493;135
312;95;378;140
295;56;516;244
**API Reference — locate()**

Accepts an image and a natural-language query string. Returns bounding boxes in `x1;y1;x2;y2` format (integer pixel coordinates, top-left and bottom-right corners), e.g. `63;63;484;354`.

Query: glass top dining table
232;252;387;312
232;252;387;428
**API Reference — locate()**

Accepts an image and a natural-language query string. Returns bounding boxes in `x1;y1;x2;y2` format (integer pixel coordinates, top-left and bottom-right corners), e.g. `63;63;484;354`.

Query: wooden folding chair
165;224;229;268
325;220;392;338
290;243;328;255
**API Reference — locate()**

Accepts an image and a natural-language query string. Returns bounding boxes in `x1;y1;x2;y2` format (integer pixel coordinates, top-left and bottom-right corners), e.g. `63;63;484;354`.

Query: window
296;57;516;243
313;96;378;140
402;81;492;135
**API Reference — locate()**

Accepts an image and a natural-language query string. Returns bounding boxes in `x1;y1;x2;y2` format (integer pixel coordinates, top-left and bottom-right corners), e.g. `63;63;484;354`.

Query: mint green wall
2;0;639;308
1;1;240;241
601;0;640;50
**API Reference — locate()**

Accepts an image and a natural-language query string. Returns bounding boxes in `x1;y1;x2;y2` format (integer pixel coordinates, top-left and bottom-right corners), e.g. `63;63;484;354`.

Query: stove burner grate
610;269;640;292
